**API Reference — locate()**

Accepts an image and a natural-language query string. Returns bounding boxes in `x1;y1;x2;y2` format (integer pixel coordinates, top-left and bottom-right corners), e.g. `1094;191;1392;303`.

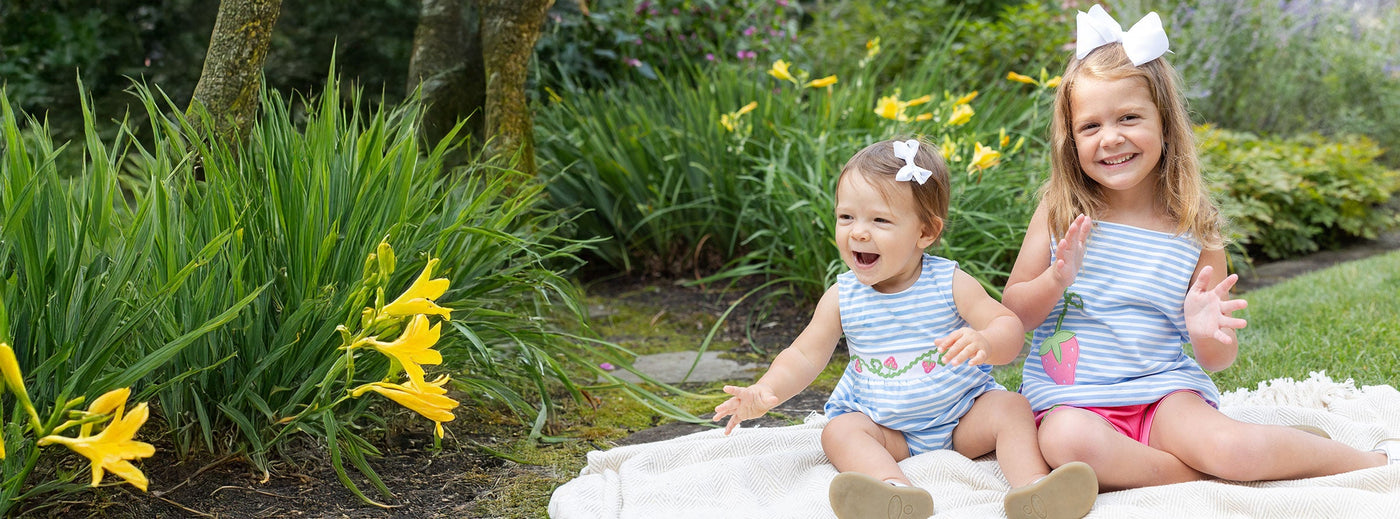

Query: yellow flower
805;75;837;88
970;142;1002;172
865;37;881;59
999;128;1011;148
38;398;156;491
382;258;451;319
768;60;796;83
720;101;759;132
352;375;459;438
947;104;974;126
940;137;957;160
905;95;932;107
914;113;933;122
1007;71;1036;84
81;388;131;437
874;95;907;121
0;343;40;434
1045;76;1062;88
954;91;979;106
367;314;443;383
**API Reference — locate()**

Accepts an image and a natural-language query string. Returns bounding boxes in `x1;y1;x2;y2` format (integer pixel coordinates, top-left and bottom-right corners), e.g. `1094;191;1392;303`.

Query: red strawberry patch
921;360;937;374
884;356;898;369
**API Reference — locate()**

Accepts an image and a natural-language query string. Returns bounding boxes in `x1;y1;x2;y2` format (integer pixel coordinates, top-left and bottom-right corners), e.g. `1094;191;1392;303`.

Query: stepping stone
608;351;765;384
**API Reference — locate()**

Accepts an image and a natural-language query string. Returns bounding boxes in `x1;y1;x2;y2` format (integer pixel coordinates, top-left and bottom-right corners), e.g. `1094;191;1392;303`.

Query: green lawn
1213;250;1400;392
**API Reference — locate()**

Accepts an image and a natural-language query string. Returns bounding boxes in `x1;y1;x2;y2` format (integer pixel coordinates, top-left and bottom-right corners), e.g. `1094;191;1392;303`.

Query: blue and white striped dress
1020;221;1221;412
824;254;1003;454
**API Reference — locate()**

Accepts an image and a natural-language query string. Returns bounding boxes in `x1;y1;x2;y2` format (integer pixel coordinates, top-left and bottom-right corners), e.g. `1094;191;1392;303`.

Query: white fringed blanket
548;372;1400;518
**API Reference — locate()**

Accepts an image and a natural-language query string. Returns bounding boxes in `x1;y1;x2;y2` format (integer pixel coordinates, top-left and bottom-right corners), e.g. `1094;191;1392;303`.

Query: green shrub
1200;125;1400;261
1126;0;1400;166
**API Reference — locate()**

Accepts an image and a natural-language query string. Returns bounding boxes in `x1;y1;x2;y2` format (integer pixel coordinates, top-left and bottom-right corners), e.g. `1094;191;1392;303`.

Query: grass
1216;249;1400;392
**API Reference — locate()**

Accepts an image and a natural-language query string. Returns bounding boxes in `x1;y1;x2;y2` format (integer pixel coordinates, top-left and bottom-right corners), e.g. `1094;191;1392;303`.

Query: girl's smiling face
1071;75;1164;204
834;172;938;293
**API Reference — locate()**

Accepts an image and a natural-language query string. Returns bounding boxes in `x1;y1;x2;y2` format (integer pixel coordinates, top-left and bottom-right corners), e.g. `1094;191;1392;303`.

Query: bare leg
821;412;912;484
1038;406;1208;491
1150;391;1386;481
950;390;1050;487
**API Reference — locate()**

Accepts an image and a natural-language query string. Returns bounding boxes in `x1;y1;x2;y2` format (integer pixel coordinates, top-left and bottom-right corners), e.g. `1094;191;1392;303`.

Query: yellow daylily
366;314;443;383
970;142;1002;172
805;75;837;88
954;91;979;106
1045;76;1063;88
939;136;957;160
38;399;156;491
0;343;40;433
81;388;131;437
1007;71;1036;84
999;128;1011;148
382;258;451;319
720;101;759;132
352;375;459;438
873;95;907;121
947;104;974;126
768;60;797;83
865;37;881;59
904;95;932;107
914;113;933;122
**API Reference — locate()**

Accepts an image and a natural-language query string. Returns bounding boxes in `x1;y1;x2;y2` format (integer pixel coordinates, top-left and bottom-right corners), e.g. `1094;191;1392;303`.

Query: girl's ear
918;217;943;249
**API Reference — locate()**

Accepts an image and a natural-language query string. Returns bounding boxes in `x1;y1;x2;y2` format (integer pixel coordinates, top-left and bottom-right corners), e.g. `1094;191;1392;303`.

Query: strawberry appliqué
850;350;940;378
1040;290;1084;385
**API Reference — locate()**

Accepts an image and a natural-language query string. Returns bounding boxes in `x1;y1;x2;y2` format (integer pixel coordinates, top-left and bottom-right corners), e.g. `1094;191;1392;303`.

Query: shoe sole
829;472;934;519
1004;461;1098;519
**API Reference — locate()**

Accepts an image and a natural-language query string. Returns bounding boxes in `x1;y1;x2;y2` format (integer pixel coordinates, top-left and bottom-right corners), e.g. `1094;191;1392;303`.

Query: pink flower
600;363;615;371
624;58;642;68
743;26;757;37
705;53;716;61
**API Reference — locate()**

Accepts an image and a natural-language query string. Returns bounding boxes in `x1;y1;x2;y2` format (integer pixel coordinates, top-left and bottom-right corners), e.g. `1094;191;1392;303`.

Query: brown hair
1044;43;1224;249
837;138;950;240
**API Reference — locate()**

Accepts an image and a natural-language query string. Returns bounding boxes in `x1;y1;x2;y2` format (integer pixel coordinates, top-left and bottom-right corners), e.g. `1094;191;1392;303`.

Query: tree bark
475;0;553;176
407;0;485;157
188;0;283;146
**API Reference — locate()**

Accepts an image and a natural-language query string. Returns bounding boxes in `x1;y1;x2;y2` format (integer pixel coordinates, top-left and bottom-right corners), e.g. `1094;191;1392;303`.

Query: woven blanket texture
549;372;1400;518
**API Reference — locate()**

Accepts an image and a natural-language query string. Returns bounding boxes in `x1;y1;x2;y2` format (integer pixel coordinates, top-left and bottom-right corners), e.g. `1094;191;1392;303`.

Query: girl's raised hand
936;327;989;366
1184;265;1249;344
712;383;781;435
1053;214;1092;289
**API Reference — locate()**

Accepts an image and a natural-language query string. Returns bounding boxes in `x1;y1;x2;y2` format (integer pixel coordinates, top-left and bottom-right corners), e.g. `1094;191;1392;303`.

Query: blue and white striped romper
824;254;1004;455
1020;221;1221;413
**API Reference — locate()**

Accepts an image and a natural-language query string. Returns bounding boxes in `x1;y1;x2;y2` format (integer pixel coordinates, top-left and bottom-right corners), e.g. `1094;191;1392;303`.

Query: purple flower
600;362;615;371
777;0;789;6
743;26;757;37
706;53;716;61
624;58;642;67
737;50;756;60
635;1;649;15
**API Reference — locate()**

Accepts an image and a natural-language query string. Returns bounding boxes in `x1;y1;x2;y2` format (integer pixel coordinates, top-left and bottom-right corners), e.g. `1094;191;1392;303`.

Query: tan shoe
828;472;934;519
1004;461;1098;519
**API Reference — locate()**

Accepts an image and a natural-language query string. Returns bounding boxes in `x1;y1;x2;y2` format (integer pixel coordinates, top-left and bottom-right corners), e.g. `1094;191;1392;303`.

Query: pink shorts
1034;390;1199;445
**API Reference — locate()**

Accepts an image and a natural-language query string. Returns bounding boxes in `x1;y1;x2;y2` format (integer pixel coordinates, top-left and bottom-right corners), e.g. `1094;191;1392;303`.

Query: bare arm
937;268;1026;366
1185;248;1248;372
713;284;844;433
1002;203;1092;333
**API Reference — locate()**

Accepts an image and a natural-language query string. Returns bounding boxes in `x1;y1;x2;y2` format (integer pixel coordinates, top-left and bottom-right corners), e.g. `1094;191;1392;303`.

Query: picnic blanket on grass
549;372;1400;518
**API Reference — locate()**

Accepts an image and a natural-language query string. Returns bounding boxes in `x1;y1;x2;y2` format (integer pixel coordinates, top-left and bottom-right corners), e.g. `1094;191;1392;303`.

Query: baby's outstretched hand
936;327;989;366
712;384;780;435
1053;214;1092;288
1184;265;1249;344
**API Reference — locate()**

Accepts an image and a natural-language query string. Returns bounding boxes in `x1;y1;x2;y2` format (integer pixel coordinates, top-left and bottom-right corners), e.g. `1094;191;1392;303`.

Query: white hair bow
892;140;931;184
1075;4;1169;67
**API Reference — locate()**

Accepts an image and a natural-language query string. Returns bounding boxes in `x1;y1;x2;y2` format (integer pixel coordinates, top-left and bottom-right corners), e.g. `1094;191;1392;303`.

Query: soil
35;232;1400;518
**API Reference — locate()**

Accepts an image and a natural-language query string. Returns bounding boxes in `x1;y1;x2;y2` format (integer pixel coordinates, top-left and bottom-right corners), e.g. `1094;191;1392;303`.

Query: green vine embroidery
850;349;941;378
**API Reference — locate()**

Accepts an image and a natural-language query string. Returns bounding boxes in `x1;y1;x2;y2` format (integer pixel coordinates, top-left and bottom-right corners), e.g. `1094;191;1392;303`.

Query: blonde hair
1044;43;1224;249
838;138;950;240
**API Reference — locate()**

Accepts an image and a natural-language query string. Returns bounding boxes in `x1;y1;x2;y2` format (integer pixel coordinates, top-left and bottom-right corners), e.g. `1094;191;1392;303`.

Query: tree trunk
407;0;485;159
475;0;553;176
188;0;283;145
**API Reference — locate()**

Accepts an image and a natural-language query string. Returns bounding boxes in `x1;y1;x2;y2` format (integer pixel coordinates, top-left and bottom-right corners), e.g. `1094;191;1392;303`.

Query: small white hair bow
892;140;932;184
1075;4;1169;67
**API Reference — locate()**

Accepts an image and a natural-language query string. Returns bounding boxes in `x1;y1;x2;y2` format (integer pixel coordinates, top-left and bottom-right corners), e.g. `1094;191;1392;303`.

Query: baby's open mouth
855;252;879;266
